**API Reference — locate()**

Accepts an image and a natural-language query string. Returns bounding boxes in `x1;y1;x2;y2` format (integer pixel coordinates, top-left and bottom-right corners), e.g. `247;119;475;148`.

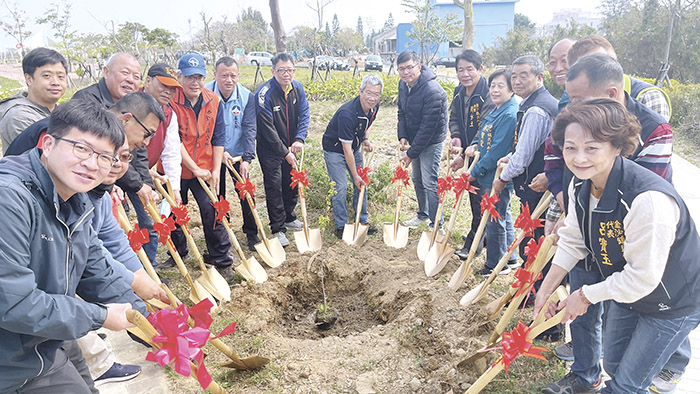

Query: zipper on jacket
285;92;291;147
20;343;46;389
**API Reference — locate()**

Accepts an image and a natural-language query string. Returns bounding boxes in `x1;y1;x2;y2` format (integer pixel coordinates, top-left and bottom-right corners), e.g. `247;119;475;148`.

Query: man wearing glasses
396;50;449;232
0;98;146;393
205;56;261;251
254;52;310;247
168;52;235;282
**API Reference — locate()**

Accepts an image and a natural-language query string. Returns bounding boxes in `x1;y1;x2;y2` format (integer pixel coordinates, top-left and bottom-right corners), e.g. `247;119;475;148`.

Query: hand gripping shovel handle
443;152;481;238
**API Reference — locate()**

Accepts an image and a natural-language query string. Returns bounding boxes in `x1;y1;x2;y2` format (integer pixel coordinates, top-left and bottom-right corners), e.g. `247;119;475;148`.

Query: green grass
0;75;22;99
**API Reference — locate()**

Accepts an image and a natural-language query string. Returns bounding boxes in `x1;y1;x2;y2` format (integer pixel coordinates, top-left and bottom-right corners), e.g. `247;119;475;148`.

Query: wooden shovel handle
115;203;162;285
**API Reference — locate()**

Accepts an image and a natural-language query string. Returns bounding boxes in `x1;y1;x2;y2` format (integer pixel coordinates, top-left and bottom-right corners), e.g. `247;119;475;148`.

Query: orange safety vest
170;88;220;179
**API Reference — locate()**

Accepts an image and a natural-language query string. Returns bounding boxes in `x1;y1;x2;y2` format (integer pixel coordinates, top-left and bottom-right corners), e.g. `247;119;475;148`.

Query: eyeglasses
398;63;418;73
55;137;117;169
118;151;134;163
275;68;296;75
362;90;382;98
123;112;156;139
184;74;205;82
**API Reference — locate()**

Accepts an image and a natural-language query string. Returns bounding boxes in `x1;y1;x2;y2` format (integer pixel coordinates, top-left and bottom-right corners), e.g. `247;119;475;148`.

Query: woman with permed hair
533;98;700;393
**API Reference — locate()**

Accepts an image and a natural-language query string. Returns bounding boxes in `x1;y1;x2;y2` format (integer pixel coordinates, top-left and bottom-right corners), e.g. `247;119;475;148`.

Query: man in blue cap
165;52;235;282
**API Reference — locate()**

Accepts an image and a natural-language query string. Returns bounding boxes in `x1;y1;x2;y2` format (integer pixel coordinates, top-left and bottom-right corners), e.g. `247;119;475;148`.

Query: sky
1;0;602;48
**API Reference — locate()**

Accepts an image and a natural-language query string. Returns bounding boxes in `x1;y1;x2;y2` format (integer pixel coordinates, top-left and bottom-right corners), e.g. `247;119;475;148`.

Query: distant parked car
245;51;273;66
315;55;335;70
431;57;456;68
364;55;383;72
333;57;350;71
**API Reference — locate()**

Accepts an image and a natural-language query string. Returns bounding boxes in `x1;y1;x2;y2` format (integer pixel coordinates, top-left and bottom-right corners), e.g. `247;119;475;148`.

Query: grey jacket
0;92;50;154
0;149;146;392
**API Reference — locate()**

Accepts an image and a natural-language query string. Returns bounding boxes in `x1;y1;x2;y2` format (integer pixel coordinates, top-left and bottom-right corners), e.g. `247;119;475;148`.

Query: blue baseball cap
178;53;206;76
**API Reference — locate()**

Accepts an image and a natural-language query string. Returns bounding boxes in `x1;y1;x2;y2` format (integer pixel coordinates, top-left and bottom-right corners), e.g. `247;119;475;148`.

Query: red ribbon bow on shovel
524;236;545;267
512;267;542;299
235;178;256;200
480;192;501;221
212;196;230;226
497;322;549;373
514;202;544;237
357;165;371;185
391;165;410;187
127;224;150;252
154;216;177;245
171;204;191;227
437;176;454;197
452;173;478;207
290;168;310;189
145;299;237;390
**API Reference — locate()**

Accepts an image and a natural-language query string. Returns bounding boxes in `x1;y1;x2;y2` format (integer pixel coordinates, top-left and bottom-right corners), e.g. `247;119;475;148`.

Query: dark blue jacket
322;95;379;154
449;76;493;147
0;150;145;392
397;66;448;158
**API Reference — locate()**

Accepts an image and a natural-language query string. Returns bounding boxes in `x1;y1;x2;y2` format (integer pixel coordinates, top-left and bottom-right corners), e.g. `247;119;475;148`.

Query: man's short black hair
272;52;295;67
48;98;125;152
488;68;513;91
215;56;238;70
397;50;419;65
22;47;68;77
566;53;623;91
455;49;482;70
112;91;165;123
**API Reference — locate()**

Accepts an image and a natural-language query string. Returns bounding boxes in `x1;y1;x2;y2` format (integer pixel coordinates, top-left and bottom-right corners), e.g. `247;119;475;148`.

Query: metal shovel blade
460;281;487;306
342;222;369;246
423;242;455;277
254;238;286;268
416;230;446;261
190;279;218;312
294;227;323;253
242;256;268;284
382;222;409;249
197;266;231;302
221;354;271;370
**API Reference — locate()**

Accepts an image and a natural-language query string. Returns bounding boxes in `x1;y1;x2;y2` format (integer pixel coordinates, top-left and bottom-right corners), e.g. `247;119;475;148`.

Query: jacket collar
98;78;115;106
488;96;517;118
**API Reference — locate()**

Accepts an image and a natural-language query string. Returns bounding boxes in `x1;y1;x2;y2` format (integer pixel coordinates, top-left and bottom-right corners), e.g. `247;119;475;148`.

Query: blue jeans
411;142;444;226
601;301;700;393
127;191;158;267
324;150;368;229
484;187;515;269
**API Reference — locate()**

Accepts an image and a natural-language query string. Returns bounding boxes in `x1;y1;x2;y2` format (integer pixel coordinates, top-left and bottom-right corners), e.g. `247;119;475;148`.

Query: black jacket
448;76;493;148
72;78;115;108
322;95;378;154
397;66;448;158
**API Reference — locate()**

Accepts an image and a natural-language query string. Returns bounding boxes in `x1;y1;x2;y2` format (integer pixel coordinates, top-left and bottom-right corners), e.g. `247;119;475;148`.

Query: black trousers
170;178;232;267
515;188;545;263
258;155;298;234
218;162;258;238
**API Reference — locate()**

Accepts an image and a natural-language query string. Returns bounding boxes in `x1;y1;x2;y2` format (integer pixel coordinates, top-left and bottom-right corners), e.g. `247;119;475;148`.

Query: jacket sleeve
294;83;310;142
0;108;40;154
161;111;182;190
406;83;447;159
471;113;516;178
0;185;108;340
211;102;226;147
448;90;462;140
77;226;147;315
115;160;144;193
131;147;153;188
500;108;552;182
96;193;143;275
397;83;408;141
635;123;673;181
544;136;565;196
255;87;289;158
241;92;257;162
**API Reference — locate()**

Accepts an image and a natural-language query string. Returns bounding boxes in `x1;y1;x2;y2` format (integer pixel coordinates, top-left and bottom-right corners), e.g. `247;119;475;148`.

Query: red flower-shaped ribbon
437;176;454;197
357;165;371;185
154;216;176;245
498;322;549;373
127;224;150;252
480;193;501;221
511;267;541;299
290;168;310;189
144;299;237;390
452;173;478;205
391;165;410;187
524;236;545;266
212;196;230;225
172;204;191;226
514;202;544;237
235;178;256;200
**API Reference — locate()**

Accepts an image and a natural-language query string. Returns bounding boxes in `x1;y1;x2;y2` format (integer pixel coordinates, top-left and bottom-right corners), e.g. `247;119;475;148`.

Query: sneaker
402;217;430;229
429;224;446;235
365;224;378;235
475;265;512;276
460;233;485;256
542;371;601;394
285;219;304;230
273;231;290;247
650;369;682;393
159;253;189;269
554;342;574;361
455;247;470;260
216;265;237;283
335;227;344;239
95;362;141;385
507;260;522;269
247;234;261;251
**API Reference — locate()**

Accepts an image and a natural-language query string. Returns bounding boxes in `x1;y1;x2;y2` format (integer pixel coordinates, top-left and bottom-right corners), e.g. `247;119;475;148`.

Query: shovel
447;163;507;290
291;146;322;253
460;190;552;306
417;146;460;261
383;150;411;249
115;202;162;285
226;157;286;268
141;197;217;308
424;152;480;276
342;150;375;246
125;310;228;394
194;177;268;284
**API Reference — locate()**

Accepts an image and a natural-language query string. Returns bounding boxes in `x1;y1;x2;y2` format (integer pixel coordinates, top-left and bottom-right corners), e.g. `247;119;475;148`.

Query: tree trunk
453;0;474;50
269;0;287;53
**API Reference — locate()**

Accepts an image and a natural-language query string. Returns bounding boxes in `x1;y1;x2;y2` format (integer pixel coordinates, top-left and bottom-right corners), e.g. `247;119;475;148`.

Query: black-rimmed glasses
55;137;118;169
